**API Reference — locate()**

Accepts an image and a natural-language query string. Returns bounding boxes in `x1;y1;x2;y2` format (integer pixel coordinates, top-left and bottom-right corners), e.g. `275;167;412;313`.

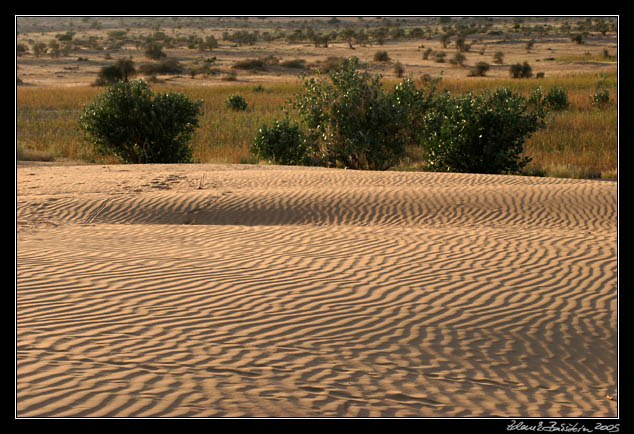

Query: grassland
16;16;618;179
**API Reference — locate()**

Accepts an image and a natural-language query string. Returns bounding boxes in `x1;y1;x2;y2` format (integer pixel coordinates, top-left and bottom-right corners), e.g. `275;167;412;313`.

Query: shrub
318;56;347;73
544;86;570;111
591;88;611;107
493;51;504;64
452;52;467;66
222;70;238;81
468;61;490;77
32;42;47;57
251;118;309;165
94;59;136;86
570;33;585;44
138;58;185;75
373;50;390;62
419;87;547;174
280;58;307;69
79;80;202;164
510;61;532;78
144;42;166;60
226;94;248;111
17;43;28;56
232;58;267;71
290;57;432;170
199;35;218;51
432;51;447;63
393;61;405;77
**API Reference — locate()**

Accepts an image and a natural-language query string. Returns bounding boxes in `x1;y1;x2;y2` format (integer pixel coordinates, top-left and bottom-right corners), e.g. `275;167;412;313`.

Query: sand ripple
16;164;618;417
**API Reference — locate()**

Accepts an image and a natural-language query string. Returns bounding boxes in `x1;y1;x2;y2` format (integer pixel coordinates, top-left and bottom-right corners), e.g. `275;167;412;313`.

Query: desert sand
16;162;618;418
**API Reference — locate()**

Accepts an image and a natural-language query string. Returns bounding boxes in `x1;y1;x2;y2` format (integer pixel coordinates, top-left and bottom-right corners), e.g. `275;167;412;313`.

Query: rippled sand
16;163;618;417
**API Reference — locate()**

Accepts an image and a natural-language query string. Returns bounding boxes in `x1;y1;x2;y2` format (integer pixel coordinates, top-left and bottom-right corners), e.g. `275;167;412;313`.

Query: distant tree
17;43;28;56
469;61;490;77
451;52;467;66
440;33;451;48
510;61;533;78
47;39;61;58
56;30;75;42
341;28;357;49
199;35;218;51
570;33;585;44
94;59;137;86
455;36;470;52
32;42;47;57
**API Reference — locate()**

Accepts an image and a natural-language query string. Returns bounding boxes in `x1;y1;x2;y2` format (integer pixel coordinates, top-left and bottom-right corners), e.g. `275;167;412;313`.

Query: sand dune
16;163;618;417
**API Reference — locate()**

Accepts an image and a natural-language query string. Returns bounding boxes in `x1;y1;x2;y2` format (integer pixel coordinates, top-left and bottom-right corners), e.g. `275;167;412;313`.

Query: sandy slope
16;163;618;418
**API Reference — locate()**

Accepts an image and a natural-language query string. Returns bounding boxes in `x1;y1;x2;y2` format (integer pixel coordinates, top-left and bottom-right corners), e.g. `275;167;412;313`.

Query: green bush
419;87;547;174
591;88;611;107
79;80;202;164
289;57;431;170
226;94;248;111
251;118;309;165
544;86;570;111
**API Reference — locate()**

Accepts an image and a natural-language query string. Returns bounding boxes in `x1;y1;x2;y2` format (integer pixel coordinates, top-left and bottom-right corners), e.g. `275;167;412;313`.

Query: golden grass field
16;16;618;419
